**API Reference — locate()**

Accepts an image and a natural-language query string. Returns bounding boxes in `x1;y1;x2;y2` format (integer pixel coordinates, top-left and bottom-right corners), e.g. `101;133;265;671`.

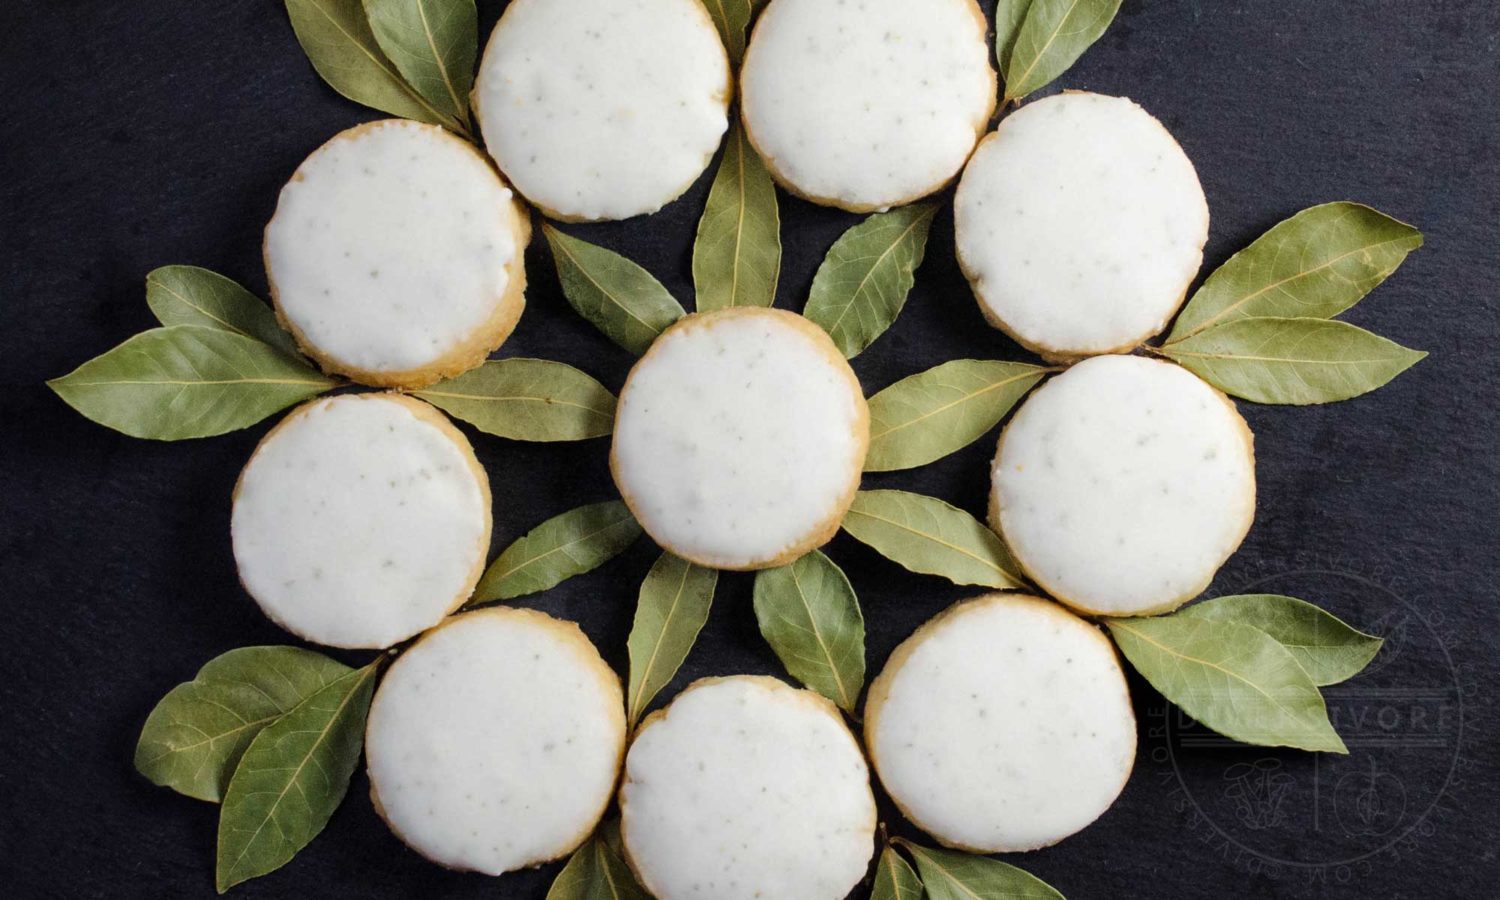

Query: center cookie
611;308;868;570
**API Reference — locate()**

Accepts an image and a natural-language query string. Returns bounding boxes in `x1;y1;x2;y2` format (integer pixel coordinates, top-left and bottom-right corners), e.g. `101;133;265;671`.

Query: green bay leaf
475;501;642;603
415;358;617;441
216;661;380;892
1004;0;1124;101
544;224;687;357
627;552;719;726
1158;316;1425;405
752;550;865;712
146;266;300;357
47;326;336;441
865;359;1048;472
901;841;1065;900
698;0;753;65
1177;594;1382;687
995;1;1036;77
362;0;476;125
843;490;1026;590
803;203;937;359
1168;202;1423;342
546;824;651;900
283;0;464;132
135;647;352;803
1107;616;1347;753
872;844;923;900
693;119;781;312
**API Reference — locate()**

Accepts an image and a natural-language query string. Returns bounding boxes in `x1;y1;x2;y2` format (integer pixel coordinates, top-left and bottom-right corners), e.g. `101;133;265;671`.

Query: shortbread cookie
620;676;875;900
865;594;1136;852
366;607;625;875
991;355;1255;616
610;308;868;570
474;0;731;221
263;120;529;389
741;0;994;212
231;394;490;648
955;93;1209;358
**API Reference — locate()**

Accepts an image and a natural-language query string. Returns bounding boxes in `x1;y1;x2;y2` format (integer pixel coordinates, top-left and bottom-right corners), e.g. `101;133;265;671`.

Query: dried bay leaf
544;224;686;357
871;844;923;900
1107;616;1347;753
415;358;617;441
1004;0;1124;101
1158;316;1425;405
693;119;781;312
362;0;477;125
135;647;352;803
146;266;301;357
752;550;864;712
216;661;381;892
627;553;719;726
1177;594;1382;686
474;501;642;603
900;840;1065;900
546;824;650;900
842;490;1026;589
47;326;336;441
803;203;937;359
698;0;753;65
1168;202;1423;342
864;359;1049;472
994;1;1035;78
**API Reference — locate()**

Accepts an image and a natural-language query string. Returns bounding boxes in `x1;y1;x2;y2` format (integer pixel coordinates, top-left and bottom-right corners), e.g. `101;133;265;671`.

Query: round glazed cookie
231;393;490;649
990;355;1255;617
741;0;995;212
264;120;530;389
473;0;731;221
620;676;875;900
955;92;1209;359
610;308;868;570
865;594;1136;852
366;607;626;875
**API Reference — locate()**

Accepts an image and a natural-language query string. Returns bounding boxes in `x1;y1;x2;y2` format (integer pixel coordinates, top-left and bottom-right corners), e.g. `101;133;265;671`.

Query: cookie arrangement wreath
48;1;1426;897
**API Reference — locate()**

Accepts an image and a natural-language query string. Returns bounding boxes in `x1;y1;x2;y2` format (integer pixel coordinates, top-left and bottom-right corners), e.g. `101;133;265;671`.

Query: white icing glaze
993;355;1255;615
265;120;521;374
611;309;866;569
474;0;730;221
867;594;1135;852
365;607;625;875
955;93;1209;355
621;677;874;900
231;394;488;648
741;0;993;210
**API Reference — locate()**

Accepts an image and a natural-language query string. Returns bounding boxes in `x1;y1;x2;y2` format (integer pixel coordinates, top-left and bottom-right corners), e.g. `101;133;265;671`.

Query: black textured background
2;1;1497;897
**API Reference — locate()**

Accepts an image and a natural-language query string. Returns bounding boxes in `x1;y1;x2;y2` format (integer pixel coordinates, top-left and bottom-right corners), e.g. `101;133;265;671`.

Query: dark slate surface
2;1;1496;897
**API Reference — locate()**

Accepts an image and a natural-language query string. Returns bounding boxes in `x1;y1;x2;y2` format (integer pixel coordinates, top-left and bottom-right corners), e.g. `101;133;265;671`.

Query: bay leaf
1106;616;1347;753
135;647;352;803
864;359;1049;472
283;0;465;132
842;490;1026;590
47;326;336;441
1158;316;1425;405
1168;202;1424;342
414;358;617;441
543;224;686;357
146;266;301;357
216;661;381;892
693;119;781;312
627;552;719;726
362;0;476;125
900;840;1064;900
1004;0;1124;101
871;844;923;900
474;501;643;603
546;825;651;900
698;0;753;65
752;550;865;712
995;1;1035;78
1177;594;1382;687
803;203;937;359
